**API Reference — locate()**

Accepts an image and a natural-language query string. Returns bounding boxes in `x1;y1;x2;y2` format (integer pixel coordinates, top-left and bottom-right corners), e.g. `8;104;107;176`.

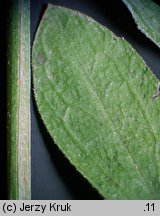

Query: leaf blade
32;5;160;199
122;0;160;48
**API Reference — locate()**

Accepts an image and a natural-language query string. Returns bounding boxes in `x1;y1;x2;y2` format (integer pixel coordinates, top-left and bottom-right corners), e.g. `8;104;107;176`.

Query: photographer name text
2;202;71;213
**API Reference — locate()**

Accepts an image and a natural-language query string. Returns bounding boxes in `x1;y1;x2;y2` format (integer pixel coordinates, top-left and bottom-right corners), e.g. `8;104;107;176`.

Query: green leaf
32;5;160;199
7;0;31;199
122;0;160;48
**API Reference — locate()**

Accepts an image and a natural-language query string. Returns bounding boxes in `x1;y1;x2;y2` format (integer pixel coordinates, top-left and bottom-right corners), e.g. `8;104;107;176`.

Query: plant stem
7;0;31;199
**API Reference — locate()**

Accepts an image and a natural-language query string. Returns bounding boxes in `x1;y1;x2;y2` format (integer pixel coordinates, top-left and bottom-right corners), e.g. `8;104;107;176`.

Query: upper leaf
122;0;160;48
32;4;160;199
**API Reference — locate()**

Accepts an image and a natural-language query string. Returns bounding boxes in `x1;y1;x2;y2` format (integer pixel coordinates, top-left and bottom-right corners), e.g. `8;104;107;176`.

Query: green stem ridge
7;0;31;199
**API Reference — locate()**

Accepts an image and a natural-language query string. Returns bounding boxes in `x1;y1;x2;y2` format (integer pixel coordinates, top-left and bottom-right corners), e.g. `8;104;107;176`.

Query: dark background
1;0;160;199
